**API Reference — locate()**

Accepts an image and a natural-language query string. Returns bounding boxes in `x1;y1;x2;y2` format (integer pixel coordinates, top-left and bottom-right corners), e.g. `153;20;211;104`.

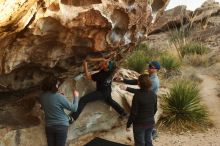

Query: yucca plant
169;27;189;46
124;50;149;73
169;26;191;59
160;54;181;71
179;42;209;57
159;80;209;131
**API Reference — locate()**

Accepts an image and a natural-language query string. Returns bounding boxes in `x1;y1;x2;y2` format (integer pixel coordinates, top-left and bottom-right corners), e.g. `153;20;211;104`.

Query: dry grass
188;72;203;83
184;54;209;67
179;42;209;57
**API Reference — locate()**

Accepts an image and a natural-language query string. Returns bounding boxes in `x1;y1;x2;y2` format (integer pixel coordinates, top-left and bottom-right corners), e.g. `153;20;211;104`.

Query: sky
166;0;220;11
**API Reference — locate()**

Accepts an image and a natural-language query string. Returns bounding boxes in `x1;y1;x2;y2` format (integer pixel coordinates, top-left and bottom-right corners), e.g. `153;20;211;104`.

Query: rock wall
0;68;139;146
0;0;168;92
0;0;169;145
146;0;220;50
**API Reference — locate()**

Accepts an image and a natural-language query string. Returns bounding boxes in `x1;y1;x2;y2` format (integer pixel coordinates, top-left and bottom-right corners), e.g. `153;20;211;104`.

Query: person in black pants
70;59;127;120
119;61;160;140
123;74;157;146
39;76;79;146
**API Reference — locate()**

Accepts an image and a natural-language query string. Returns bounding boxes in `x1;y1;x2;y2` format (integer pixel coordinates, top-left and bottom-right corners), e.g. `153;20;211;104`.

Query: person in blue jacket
39;76;79;146
121;61;160;94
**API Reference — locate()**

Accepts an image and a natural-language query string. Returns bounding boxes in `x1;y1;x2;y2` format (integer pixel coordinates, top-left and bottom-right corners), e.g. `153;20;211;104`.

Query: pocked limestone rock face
0;0;168;92
0;0;168;145
0;68;140;146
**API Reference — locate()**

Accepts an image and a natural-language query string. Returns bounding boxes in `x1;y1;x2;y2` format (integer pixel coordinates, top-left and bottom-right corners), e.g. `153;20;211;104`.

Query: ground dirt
153;71;220;146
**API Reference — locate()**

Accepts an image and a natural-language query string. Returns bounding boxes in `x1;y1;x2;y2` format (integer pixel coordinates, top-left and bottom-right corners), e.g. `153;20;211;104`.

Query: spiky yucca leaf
125;50;149;73
159;80;209;131
160;55;181;71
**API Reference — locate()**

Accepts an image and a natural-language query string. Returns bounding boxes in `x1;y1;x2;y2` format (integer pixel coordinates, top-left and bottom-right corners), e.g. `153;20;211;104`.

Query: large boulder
0;0;168;92
191;0;220;24
146;0;220;51
189;1;220;54
149;5;192;34
148;0;220;34
0;0;168;145
0;68;137;146
0;67;165;145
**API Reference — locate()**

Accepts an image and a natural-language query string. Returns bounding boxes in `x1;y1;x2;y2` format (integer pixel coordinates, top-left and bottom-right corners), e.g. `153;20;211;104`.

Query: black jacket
123;79;139;94
91;69;113;92
127;89;157;128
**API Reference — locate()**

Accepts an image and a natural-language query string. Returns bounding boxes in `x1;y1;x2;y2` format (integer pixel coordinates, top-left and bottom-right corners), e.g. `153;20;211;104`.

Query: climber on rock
69;58;127;121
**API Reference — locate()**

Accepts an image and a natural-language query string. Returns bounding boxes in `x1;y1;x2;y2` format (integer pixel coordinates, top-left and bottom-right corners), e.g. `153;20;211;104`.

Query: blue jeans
45;125;68;146
133;126;153;146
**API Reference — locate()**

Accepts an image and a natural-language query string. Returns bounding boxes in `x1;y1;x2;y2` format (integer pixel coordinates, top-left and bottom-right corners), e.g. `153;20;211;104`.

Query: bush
179;42;209;57
134;43;163;60
169;28;189;45
160;54;181;71
134;43;150;51
184;54;209;67
169;27;191;58
123;43;158;73
159;80;209;131
124;50;149;73
123;43;165;73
